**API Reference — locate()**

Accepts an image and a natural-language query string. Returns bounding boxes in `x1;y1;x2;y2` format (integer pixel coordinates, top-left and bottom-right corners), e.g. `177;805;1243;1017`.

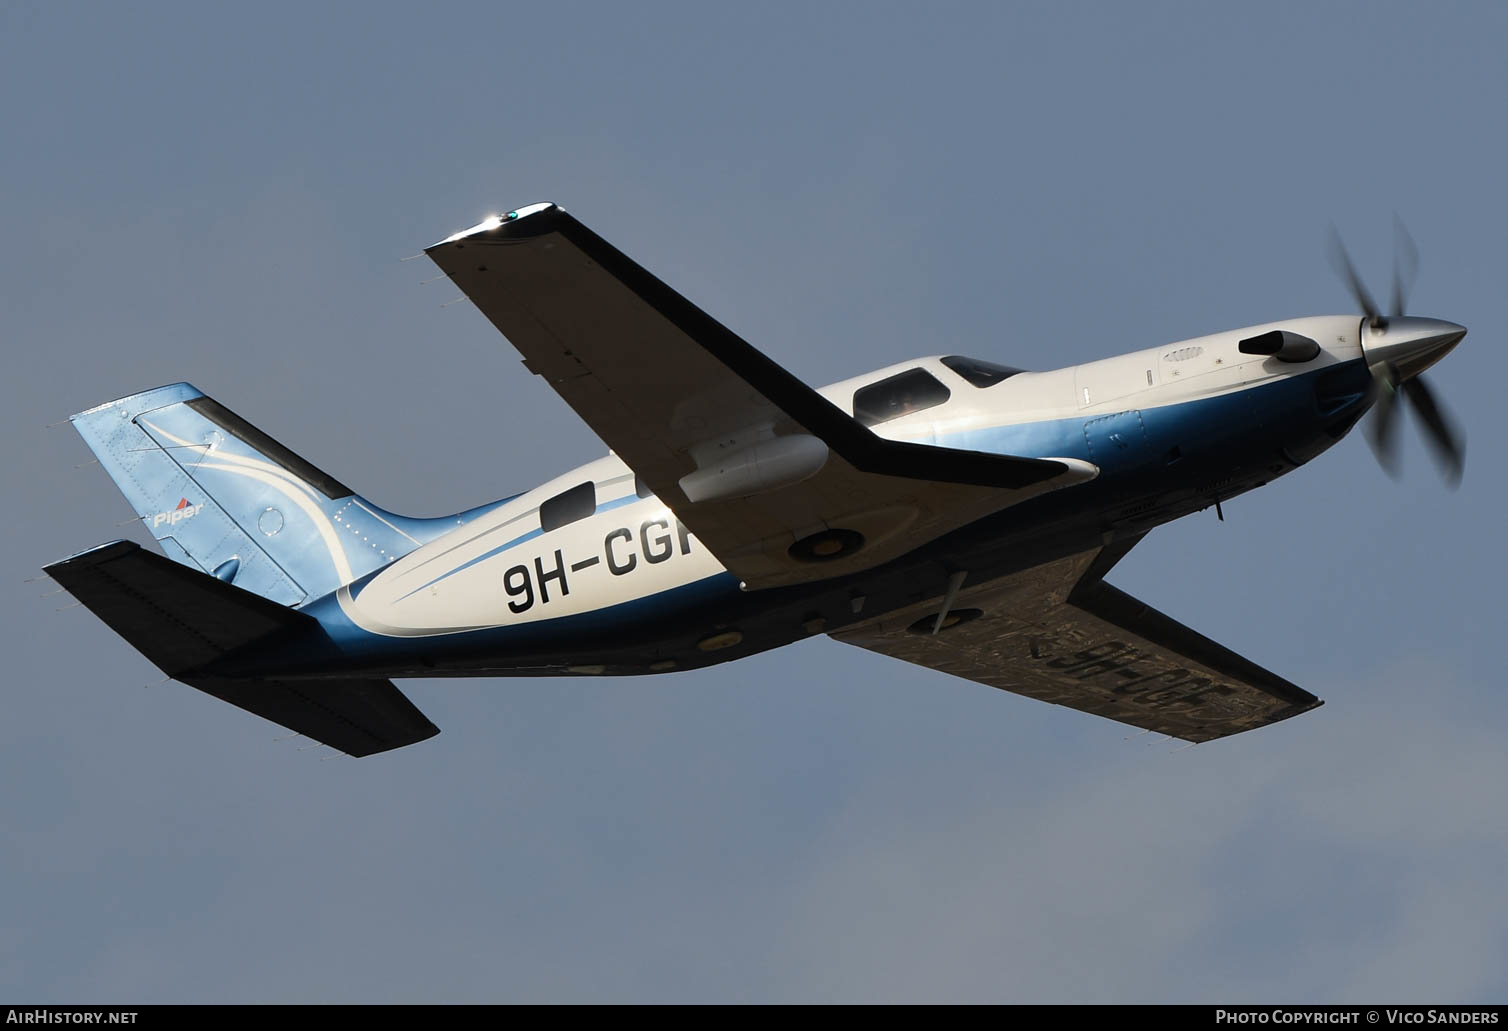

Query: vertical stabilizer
70;384;432;605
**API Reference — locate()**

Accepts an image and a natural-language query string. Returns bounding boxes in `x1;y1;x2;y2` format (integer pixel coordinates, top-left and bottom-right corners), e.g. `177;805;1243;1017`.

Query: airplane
43;203;1467;757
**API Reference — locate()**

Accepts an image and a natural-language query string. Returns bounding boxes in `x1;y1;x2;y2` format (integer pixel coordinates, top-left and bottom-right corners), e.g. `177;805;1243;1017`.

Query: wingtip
427;202;558;250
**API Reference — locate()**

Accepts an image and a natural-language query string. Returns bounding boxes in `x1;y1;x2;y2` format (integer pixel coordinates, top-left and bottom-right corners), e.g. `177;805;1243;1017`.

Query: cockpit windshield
940;355;1026;388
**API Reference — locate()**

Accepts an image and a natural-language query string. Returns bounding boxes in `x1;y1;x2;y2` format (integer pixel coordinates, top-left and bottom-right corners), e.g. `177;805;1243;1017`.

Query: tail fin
71;384;434;606
44;540;439;756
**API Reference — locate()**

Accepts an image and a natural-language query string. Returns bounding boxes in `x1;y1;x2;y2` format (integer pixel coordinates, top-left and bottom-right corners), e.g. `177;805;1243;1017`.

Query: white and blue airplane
45;204;1466;756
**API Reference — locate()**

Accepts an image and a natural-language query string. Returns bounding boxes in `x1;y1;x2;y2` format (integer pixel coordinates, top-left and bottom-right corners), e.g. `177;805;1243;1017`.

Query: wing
425;204;1094;589
830;537;1322;742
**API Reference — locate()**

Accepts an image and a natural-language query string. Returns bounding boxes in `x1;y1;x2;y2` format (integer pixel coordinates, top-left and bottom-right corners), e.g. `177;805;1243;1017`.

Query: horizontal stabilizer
46;540;307;674
180;675;439;758
45;541;439;756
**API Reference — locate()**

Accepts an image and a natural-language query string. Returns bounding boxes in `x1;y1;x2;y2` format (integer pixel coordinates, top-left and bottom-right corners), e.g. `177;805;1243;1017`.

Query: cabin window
940;355;1025;388
539;481;596;531
852;368;951;427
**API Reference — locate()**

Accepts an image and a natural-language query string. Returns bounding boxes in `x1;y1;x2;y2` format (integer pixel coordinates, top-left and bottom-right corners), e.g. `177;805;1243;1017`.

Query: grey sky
4;1;1505;1003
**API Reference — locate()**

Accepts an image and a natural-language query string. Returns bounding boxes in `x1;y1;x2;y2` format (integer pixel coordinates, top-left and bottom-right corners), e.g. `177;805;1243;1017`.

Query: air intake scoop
1238;330;1321;363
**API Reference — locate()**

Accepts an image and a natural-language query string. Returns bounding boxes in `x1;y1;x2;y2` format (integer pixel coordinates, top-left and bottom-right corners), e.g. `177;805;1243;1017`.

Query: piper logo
151;498;205;529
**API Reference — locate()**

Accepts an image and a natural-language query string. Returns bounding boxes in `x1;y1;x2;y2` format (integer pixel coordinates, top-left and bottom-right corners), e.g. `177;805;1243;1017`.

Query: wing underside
425;204;1094;589
831;538;1322;742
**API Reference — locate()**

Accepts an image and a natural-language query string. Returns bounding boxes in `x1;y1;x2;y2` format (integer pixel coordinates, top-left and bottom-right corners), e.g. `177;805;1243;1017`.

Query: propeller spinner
1329;220;1466;485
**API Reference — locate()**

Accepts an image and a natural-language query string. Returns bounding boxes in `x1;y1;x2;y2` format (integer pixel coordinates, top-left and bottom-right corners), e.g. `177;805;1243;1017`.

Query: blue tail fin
71;384;458;606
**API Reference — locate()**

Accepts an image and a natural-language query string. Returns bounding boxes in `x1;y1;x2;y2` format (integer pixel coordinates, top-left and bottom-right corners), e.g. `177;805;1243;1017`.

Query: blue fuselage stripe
390;493;643;602
255;361;1370;677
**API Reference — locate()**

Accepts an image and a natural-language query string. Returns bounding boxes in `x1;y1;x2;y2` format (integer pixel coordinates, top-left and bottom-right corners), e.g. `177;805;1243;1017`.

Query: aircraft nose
1361;316;1466;382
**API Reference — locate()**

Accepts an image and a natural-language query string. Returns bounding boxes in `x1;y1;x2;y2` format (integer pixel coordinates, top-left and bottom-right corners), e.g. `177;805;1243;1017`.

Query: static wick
439;296;468;308
399;252;425;262
1216;500;1225;522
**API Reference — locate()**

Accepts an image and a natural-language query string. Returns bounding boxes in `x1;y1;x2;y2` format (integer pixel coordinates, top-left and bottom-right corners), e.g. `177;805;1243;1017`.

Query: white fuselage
338;316;1365;640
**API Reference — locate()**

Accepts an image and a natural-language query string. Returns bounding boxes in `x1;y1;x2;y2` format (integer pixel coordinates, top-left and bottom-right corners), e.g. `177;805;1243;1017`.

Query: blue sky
4;1;1505;1002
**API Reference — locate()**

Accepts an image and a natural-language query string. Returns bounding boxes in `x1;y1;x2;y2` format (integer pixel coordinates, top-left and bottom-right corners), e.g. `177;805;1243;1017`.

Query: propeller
1328;219;1465;486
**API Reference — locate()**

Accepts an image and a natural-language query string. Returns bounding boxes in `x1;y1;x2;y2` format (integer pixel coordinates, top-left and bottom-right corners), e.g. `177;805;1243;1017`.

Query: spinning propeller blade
1332;221;1465;486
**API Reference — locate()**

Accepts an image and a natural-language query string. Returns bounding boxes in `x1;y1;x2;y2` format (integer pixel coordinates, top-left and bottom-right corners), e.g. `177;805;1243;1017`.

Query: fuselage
229;314;1375;682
